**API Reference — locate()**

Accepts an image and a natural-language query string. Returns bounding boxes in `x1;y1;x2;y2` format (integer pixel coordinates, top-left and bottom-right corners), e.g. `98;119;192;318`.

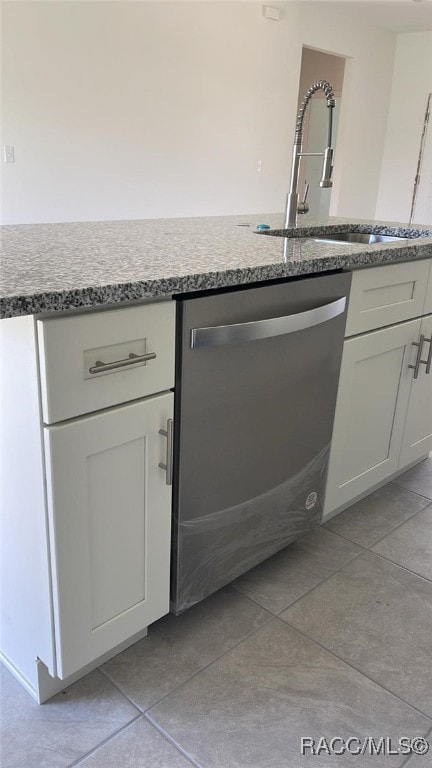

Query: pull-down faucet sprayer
285;80;336;228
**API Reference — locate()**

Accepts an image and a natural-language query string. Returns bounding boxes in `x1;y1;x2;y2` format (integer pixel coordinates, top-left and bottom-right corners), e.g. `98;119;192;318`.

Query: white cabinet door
399;314;432;468
44;393;173;679
324;318;421;517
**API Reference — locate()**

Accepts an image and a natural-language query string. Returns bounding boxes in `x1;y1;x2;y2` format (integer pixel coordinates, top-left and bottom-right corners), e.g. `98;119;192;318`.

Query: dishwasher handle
190;296;346;349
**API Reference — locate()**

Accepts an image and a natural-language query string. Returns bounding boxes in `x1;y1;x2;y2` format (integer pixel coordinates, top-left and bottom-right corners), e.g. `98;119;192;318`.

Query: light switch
3;146;15;163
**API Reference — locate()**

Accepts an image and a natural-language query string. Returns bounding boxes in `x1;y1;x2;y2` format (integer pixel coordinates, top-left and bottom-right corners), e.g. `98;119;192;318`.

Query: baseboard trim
0;651;39;701
2;626;148;704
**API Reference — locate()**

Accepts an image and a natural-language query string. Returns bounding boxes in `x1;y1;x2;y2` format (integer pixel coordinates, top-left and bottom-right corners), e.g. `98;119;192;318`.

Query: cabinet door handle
421;336;432;374
89;351;156;374
159;418;173;485
408;335;425;379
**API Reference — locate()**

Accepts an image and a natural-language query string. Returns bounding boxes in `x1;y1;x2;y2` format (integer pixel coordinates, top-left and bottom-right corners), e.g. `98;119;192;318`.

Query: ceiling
298;0;432;32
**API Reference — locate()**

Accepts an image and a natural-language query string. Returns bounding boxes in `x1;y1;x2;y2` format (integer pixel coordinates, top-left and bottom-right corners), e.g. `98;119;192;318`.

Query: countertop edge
2;244;432;320
2;217;432;319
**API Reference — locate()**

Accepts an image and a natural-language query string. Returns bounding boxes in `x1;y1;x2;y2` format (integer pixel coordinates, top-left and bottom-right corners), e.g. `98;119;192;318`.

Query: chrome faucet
285;80;336;228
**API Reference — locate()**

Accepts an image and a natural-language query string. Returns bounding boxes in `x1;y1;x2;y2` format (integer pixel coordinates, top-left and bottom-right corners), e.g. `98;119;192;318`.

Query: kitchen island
1;214;431;704
1;214;432;319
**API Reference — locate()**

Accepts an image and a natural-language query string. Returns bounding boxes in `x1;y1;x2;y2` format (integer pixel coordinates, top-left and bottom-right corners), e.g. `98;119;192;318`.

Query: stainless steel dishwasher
171;271;351;614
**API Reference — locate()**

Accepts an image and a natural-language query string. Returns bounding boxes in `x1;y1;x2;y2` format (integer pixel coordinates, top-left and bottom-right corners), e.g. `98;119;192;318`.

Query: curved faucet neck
285;79;336;229
294;80;335;146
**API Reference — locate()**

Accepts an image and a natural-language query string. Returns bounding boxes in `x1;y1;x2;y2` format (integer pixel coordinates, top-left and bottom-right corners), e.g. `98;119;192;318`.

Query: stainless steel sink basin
314;232;408;245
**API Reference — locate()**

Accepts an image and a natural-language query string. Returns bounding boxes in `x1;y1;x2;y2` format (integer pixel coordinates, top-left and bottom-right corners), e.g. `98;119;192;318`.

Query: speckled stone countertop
1;214;432;319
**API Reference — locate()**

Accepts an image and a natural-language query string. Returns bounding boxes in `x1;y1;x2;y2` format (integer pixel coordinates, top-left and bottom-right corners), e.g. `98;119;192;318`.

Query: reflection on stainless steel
282;237;304;262
314;232;408;245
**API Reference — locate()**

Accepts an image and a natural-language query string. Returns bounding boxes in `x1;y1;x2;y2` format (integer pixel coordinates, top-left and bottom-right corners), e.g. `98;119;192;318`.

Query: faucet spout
285;80;336;228
320;146;334;188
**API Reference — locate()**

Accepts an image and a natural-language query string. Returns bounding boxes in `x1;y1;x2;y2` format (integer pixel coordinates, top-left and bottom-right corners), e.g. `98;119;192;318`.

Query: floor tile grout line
389;480;432;503
66;712;143;768
98;665;146;712
364;549;432;584
320;525;371;551
62;688;200;768
101;599;276;718
388;482;432;502
141;609;276;712
245;548;365;617
367;501;432;549
324;496;431;552
230;582;285;615
249;530;432;623
278;615;432;725
232;526;367;615
96;602;279;767
324;523;432;583
399;725;432;768
144;713;205;768
229;579;326;622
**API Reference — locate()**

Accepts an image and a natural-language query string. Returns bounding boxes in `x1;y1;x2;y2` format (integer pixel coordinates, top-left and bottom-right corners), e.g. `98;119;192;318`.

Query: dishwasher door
172;271;351;614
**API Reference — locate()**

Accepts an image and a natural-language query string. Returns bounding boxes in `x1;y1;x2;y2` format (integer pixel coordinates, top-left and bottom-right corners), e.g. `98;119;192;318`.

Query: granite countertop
1;214;432;319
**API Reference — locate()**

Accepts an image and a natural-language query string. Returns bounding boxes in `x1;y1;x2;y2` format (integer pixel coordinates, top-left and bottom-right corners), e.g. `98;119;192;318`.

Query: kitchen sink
314;232;408;245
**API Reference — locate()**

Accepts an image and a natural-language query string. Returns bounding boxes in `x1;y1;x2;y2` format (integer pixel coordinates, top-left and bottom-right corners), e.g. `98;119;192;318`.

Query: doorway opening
296;47;346;221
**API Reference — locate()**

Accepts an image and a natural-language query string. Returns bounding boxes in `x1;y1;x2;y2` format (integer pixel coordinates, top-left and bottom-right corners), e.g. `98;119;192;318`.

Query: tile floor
1;457;431;768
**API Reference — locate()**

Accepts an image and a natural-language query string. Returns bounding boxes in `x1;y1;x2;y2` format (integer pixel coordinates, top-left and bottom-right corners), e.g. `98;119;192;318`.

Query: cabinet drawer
345;259;430;337
38;301;175;423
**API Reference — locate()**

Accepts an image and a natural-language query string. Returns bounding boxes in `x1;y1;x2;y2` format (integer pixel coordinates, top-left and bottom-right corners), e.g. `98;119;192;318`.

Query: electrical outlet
3;145;15;163
256;160;262;172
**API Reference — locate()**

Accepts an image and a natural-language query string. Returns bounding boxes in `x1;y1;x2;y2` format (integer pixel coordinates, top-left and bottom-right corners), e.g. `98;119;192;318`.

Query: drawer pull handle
89;351;156;374
421;336;432;375
159;418;174;486
408;335;425;379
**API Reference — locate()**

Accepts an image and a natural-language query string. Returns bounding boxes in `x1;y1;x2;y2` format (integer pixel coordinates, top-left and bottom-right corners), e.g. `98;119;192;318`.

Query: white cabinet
324;319;422;513
324;259;432;520
0;301;175;701
399;314;432;467
44;393;173;679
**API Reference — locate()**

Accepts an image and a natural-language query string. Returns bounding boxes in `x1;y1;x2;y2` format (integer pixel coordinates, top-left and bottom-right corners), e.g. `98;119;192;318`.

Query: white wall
1;1;396;225
375;32;432;223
